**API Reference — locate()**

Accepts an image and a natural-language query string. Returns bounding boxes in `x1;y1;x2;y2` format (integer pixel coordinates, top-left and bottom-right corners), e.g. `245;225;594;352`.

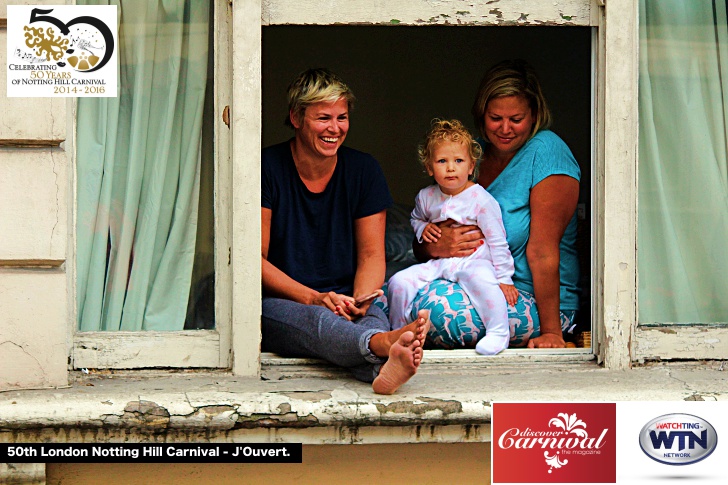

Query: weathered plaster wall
0;50;65;143
0;0;70;391
0;149;66;260
0;463;45;485
0;270;67;390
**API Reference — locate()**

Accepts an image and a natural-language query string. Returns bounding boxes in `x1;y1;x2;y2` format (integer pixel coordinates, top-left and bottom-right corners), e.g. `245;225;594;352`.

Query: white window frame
630;3;728;363
71;0;645;375
71;0;234;370
249;0;637;374
596;0;638;368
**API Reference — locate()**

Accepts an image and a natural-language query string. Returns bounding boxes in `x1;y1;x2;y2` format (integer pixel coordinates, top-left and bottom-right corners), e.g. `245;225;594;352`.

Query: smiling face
427;140;475;196
291;97;349;160
483;95;535;160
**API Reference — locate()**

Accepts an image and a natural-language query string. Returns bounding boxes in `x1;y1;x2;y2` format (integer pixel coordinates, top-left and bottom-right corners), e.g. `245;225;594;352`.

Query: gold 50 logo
7;5;117;97
23;8;115;72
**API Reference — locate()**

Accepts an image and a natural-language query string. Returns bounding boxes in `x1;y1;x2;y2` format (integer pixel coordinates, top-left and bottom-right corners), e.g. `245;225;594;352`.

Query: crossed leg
372;310;430;395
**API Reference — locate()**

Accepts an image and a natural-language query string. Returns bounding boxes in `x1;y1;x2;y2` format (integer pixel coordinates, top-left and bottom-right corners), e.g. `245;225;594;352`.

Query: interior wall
262;25;592;207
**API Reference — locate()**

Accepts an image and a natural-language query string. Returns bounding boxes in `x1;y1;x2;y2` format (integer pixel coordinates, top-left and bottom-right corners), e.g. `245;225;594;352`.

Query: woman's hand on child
499;283;519;307
422;223;442;243
430;220;483;257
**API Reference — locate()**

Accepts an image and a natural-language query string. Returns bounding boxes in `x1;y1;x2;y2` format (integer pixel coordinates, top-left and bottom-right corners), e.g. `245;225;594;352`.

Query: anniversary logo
492;403;616;483
6;5;117;97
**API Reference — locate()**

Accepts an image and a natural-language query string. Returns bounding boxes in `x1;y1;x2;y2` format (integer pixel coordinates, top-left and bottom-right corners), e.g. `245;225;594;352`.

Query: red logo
492;403;616;483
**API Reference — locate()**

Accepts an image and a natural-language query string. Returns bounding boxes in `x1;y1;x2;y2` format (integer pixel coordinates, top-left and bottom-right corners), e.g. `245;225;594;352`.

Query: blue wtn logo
650;430;707;451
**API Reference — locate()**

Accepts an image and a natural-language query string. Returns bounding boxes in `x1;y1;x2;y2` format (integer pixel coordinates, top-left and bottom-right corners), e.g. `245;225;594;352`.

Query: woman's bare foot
412;309;430;348
372;331;423;395
370;310;431;395
370;310;431;358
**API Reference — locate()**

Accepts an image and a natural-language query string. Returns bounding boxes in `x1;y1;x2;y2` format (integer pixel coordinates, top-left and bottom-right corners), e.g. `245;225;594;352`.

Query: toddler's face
427;140;475;196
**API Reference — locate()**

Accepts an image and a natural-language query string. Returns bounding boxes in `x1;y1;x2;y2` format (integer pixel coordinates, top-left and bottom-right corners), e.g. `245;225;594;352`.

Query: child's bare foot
372;331;423;395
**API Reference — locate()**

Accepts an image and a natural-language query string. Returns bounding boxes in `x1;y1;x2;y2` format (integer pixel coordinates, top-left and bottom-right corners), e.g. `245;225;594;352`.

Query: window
261;23;597;360
69;0;645;376
72;0;231;369
4;0;659;393
636;0;728;360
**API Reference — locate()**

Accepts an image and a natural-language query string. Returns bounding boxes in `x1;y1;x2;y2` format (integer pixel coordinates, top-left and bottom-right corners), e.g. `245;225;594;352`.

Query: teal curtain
639;0;728;323
76;0;210;331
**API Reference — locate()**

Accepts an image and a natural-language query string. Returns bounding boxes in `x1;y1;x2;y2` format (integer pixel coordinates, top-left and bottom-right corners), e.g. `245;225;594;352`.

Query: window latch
222;105;230;128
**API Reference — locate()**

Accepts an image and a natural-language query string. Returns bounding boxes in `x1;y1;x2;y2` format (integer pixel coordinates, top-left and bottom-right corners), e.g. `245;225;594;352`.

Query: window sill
1;361;724;446
262;348;596;368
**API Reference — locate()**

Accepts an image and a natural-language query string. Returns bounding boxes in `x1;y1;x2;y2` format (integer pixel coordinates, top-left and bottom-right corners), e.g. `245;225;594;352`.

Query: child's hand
499;283;518;307
422;223;442;243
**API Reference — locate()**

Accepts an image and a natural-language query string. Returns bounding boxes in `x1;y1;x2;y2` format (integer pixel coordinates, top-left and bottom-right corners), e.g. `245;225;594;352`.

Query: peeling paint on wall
261;1;595;27
121;401;171;428
374;398;464;416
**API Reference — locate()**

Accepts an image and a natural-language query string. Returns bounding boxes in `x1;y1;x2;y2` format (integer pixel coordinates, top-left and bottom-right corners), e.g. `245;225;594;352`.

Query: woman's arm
346;210;387;316
262;207;355;313
412;220;484;262
526;175;579;348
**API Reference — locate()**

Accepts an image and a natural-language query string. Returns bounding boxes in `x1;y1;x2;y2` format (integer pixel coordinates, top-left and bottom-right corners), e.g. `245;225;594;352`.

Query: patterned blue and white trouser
375;279;576;349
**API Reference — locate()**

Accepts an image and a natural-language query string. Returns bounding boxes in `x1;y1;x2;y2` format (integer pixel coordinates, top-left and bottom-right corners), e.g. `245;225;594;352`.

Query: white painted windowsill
2;360;726;447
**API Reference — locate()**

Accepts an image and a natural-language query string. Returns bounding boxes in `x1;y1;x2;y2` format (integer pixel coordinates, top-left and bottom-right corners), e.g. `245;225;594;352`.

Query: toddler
387;119;517;355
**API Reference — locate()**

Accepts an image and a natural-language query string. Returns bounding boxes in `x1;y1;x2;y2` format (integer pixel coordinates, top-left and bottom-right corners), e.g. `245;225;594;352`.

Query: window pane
76;0;214;331
638;0;728;323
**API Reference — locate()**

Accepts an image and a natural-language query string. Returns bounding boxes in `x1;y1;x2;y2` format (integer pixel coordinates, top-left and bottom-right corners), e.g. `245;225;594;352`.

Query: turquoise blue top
481;130;581;311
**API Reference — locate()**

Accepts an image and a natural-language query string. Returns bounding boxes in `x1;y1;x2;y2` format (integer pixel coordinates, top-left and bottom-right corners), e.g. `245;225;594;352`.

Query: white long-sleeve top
411;183;515;284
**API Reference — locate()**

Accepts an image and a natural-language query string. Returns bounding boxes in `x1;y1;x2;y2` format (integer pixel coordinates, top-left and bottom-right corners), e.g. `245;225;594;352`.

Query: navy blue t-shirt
262;141;393;295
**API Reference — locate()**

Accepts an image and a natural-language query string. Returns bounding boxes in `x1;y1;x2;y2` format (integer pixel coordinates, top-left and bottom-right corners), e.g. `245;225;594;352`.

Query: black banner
1;443;302;463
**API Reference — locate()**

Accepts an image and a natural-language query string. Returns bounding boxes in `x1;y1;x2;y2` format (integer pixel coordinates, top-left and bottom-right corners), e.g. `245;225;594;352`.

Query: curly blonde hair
418;119;482;179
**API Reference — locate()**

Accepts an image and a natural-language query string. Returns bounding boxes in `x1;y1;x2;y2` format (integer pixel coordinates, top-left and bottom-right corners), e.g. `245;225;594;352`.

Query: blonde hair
418;119;482;179
471;59;552;141
285;68;356;128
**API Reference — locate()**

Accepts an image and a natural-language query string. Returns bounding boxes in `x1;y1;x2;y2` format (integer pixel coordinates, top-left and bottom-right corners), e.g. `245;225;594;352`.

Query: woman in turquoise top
410;59;581;349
